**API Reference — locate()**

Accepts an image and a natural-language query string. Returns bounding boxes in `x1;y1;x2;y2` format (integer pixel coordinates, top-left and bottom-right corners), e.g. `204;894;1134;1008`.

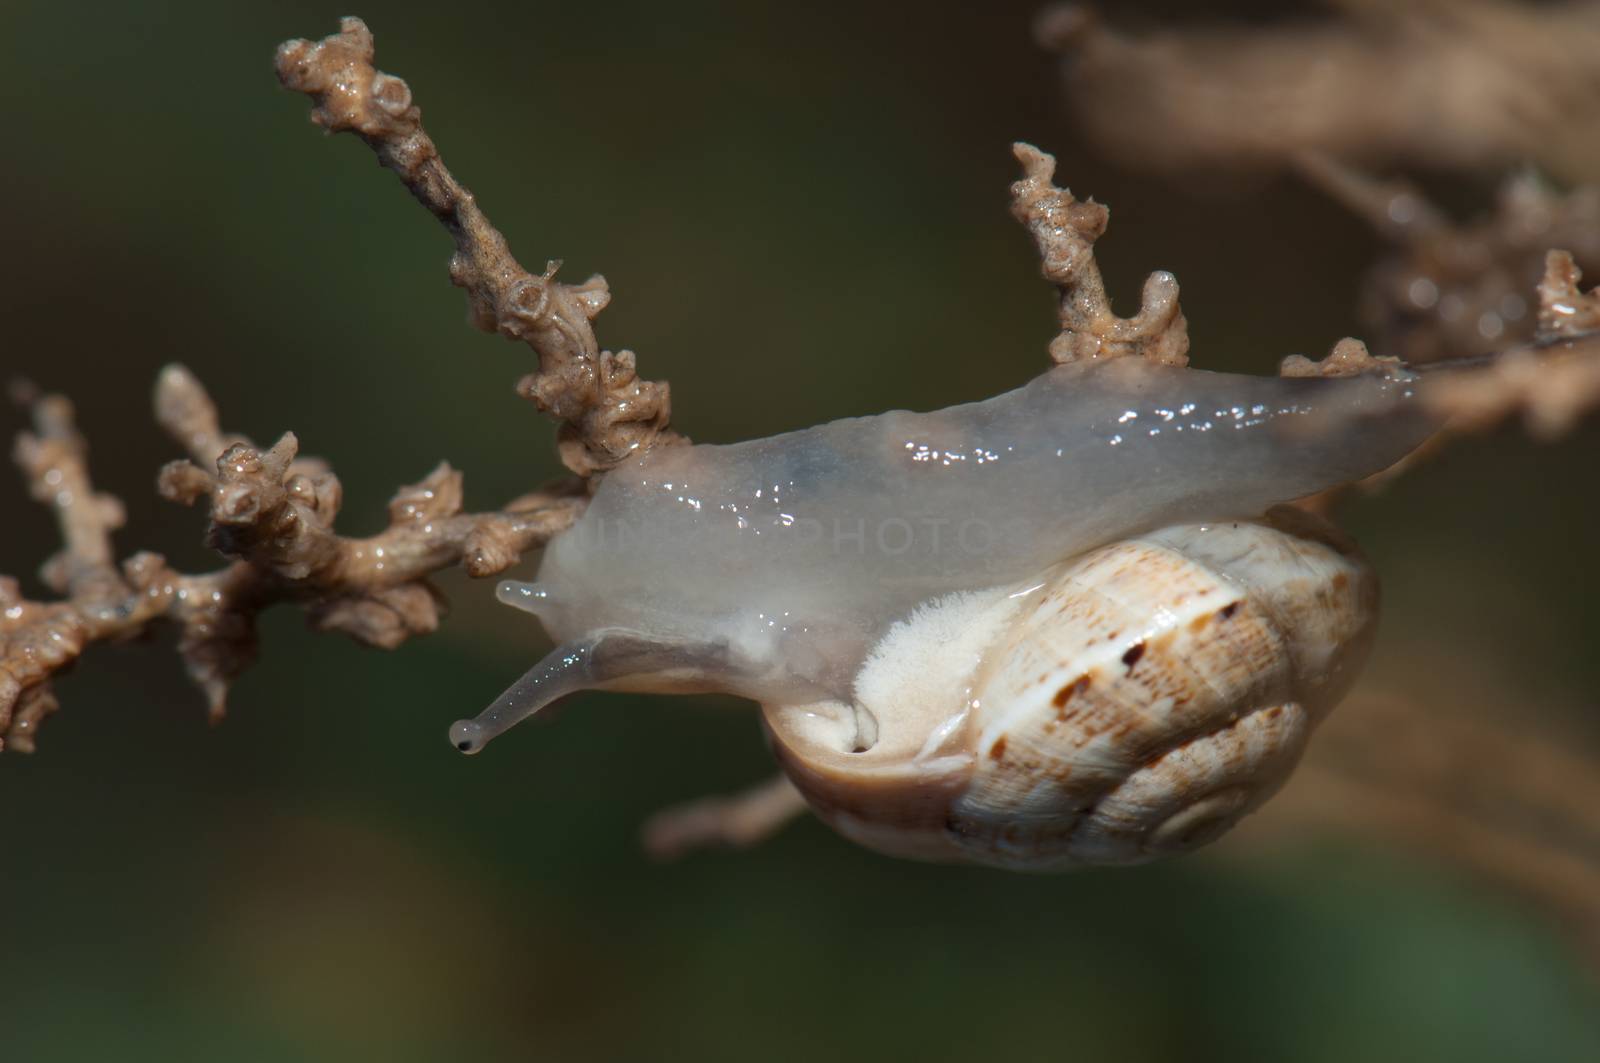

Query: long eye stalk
449;640;596;754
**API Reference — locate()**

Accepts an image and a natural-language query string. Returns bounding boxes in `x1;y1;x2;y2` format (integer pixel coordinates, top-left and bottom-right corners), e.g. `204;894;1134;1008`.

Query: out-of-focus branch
1008;143;1189;366
1418;335;1600;440
274;17;683;478
1298;154;1600;366
11;385;127;601
1;368;584;751
1038;0;1600;182
1277;256;1600;442
1287;251;1600;520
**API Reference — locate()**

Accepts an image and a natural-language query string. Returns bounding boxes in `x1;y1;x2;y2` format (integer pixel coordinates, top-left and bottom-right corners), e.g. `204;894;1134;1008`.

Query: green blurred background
2;1;1597;1060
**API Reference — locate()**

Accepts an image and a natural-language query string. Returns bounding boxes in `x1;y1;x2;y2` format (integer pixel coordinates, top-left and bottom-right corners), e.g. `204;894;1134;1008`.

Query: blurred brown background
2;1;1597;1060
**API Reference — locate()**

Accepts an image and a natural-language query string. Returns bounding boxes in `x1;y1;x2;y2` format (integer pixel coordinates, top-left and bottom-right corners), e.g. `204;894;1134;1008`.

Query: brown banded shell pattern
767;508;1378;869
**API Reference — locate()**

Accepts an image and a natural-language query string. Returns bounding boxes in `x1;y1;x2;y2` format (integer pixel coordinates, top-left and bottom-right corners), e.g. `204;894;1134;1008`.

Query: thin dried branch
1009;143;1189;366
1038;0;1600;181
641;775;809;861
1298;154;1600;365
1;367;584;751
274;17;683;478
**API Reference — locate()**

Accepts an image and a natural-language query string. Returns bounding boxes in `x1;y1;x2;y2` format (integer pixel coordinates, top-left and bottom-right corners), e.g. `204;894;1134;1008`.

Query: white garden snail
450;355;1436;869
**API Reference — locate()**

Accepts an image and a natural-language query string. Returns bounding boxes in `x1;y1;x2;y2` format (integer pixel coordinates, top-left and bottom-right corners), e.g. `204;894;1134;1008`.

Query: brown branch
1009;143;1189;367
273;17;683;478
1;368;583;751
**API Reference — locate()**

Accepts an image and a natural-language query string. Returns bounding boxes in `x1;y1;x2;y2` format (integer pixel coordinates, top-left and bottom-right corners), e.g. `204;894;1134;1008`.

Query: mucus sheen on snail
451;356;1435;869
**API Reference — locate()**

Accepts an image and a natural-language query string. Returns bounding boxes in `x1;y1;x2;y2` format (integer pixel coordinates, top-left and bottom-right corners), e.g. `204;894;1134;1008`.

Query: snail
450;354;1437;869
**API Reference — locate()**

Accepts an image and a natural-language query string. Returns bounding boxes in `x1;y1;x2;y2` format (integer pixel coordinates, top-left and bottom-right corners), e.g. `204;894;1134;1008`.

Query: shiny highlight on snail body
451;357;1433;868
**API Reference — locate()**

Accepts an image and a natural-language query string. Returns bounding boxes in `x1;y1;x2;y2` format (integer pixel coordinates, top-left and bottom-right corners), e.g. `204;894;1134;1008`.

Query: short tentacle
496;580;555;618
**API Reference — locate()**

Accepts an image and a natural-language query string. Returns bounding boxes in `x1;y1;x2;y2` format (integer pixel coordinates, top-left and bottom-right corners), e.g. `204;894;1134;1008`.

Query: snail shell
764;507;1374;868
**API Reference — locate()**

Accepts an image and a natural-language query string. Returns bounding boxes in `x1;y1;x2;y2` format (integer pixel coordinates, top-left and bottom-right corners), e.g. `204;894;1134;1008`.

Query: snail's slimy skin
449;357;1430;864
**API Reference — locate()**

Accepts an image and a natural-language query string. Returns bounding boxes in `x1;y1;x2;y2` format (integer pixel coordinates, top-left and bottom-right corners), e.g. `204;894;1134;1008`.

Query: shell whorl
763;508;1377;869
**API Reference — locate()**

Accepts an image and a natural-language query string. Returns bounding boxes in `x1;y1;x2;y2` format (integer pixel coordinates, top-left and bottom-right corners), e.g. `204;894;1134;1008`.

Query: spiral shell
763;507;1376;869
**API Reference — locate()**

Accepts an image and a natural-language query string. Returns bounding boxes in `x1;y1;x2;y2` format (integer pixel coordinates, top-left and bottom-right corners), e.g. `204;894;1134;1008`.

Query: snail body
452;356;1433;867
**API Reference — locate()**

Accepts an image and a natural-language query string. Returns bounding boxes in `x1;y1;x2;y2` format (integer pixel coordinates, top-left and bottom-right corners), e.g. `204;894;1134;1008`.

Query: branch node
1280;337;1400;379
1010;142;1189;368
